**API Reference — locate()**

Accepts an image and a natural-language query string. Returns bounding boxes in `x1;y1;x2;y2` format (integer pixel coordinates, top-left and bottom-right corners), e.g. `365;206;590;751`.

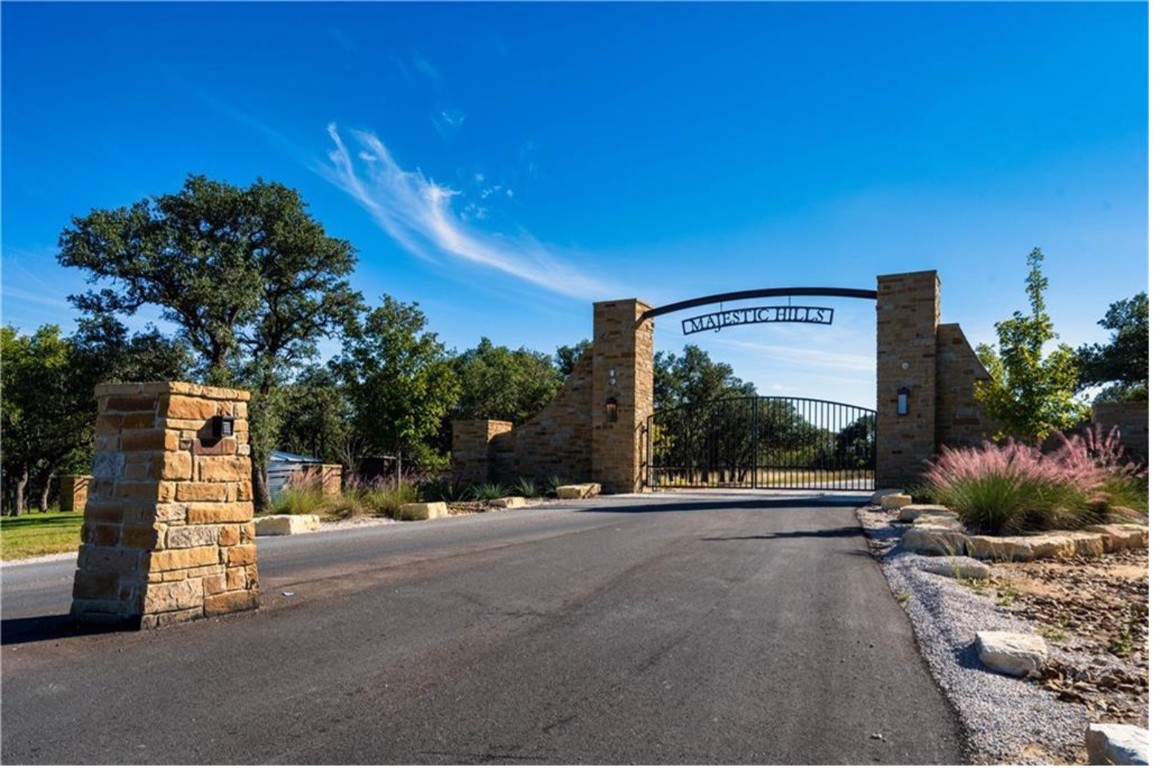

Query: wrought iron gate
645;396;876;491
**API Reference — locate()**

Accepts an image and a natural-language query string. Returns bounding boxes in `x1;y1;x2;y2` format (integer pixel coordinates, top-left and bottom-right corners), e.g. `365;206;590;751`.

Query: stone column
876;271;940;488
58;475;91;512
452;420;514;486
71;382;259;629
591;299;654;493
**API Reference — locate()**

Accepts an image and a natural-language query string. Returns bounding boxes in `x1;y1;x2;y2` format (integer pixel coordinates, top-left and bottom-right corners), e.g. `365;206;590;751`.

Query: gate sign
681;305;834;335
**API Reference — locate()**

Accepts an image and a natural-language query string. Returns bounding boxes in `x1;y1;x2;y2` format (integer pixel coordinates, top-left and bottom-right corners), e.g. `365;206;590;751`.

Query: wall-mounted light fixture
210;414;235;439
608;367;617;387
605;397;619;423
897;387;910;416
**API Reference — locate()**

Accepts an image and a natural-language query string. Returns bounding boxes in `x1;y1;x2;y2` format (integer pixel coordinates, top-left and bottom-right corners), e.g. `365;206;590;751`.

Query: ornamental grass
923;426;1146;535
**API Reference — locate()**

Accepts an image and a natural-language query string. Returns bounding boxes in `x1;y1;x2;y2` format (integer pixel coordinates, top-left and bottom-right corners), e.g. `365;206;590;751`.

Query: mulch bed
988;548;1149;729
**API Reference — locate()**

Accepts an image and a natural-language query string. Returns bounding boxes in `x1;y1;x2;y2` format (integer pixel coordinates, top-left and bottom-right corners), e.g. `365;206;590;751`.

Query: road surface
1;492;966;764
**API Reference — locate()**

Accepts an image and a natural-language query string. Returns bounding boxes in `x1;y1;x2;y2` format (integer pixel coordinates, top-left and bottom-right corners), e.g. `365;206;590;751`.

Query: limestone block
400;502;449;521
167;525;221;549
556;483;601;500
1063;531;1108;558
871;488;905;505
901;526;969;556
912;514;965;532
919;556;992;581
143;579;205;614
1086;723;1149;766
490;496;526;509
976;631;1047;677
1085;524;1148;553
967;535;1036;562
880;493;912;511
254;515;321;536
898;504;955;523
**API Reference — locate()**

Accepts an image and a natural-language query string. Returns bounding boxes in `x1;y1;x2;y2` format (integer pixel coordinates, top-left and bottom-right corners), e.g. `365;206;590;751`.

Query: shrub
469;482;509;501
511;477;538;498
417;475;469;503
1051;425;1148;519
272;483;335;517
336;474;420;520
923;441;1089;534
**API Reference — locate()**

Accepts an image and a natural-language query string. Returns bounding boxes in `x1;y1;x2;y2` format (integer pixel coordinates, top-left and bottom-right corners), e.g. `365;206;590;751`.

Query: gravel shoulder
858;505;1149;765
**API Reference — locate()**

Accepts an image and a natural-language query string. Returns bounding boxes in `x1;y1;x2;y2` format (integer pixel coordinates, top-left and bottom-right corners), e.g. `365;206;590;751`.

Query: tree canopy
975;248;1086;441
1075;292;1148;403
451;338;564;425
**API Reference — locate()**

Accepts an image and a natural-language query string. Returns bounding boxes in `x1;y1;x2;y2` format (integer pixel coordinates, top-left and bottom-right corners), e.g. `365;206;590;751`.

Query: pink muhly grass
923;441;1086;535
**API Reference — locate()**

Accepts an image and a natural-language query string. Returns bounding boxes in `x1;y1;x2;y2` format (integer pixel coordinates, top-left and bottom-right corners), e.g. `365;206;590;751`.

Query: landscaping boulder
556;483;601;500
255;514;320;536
912;514;965;532
1085;524;1148;554
898;504;955;523
401;502;449;520
1085;723;1149;766
902;526;968;556
975;631;1047;677
871;488;905;505
919;556;992;581
967;535;1045;562
490;496;526;509
880;493;912;511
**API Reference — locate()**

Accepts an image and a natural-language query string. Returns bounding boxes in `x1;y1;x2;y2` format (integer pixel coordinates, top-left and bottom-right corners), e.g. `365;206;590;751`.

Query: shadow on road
582;497;865;515
1;614;129;646
700;525;863;541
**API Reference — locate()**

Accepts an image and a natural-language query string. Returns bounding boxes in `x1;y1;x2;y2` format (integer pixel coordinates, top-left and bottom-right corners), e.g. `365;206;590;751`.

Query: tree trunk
38;479;51;513
14;467;29;516
252;464;273;513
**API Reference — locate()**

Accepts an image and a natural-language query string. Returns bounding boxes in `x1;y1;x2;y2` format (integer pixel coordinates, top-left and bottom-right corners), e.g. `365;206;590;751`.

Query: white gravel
857;506;1089;764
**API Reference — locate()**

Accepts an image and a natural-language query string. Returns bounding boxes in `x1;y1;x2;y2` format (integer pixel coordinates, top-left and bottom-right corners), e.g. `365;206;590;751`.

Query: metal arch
639;287;877;322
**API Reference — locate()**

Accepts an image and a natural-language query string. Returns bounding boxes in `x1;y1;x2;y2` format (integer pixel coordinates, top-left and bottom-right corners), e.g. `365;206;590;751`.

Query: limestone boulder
976;631;1047;677
967;535;1038;562
556;483;601;500
880;493;912;511
1085;523;1148;553
401;502;449;520
254;514;320;536
871;488;905;505
912;514;965;532
902;526;968;556
919;556;992;581
1085;723;1149;766
898;504;955;523
490;496;526;509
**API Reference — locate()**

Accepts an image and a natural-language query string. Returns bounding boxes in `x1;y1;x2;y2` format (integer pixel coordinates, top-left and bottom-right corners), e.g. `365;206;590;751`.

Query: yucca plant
511;477;538;499
469;482;509;501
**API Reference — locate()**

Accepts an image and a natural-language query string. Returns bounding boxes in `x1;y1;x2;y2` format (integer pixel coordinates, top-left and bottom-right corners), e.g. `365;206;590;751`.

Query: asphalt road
1;493;966;764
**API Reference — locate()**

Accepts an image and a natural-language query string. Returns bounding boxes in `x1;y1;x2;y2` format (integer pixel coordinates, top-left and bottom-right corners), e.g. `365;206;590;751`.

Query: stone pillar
58;475;91;512
876;272;940;488
591;299;654;493
452;420;514;485
71;382;259;629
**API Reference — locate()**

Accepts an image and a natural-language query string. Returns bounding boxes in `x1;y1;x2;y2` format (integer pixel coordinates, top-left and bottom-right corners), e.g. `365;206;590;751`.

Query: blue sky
2;1;1147;410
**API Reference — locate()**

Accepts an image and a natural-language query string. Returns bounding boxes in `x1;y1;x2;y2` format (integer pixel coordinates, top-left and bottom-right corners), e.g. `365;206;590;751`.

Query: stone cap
95;381;251;402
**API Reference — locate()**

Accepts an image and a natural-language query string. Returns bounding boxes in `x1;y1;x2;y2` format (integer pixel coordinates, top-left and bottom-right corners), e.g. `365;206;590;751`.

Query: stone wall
293;463;343;496
935;323;994;447
1092;401;1149;463
512;349;595;482
452;419;515;486
71;382;259;629
58;474;91;512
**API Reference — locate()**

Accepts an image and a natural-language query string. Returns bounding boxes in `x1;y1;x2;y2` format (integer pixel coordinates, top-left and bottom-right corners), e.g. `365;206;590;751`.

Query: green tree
1075;292;1148;403
975;248;1086;441
452;338;563;424
57;175;362;509
276;366;355;470
654;344;756;412
334;296;460;473
1;321;187;515
554;339;592;378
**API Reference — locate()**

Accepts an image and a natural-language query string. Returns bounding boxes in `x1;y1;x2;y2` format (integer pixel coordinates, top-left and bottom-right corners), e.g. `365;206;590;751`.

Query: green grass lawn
0;510;83;561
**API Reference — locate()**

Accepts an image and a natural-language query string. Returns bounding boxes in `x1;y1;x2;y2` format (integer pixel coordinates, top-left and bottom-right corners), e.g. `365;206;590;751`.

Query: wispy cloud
321;124;611;300
710;337;874;373
327;27;358;54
